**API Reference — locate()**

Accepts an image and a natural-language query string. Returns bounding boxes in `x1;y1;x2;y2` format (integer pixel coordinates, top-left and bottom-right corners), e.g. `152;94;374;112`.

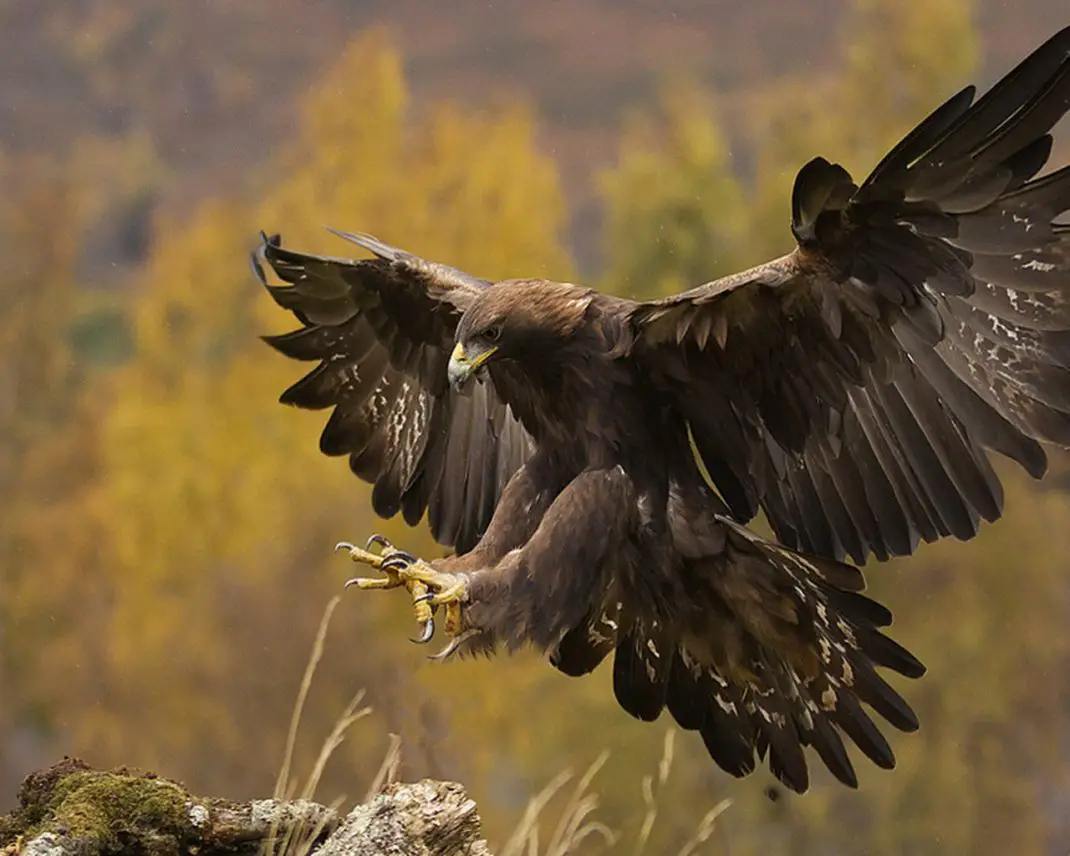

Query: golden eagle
252;26;1070;794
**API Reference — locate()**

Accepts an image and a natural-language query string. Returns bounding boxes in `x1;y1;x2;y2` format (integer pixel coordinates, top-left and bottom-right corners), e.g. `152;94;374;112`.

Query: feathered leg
337;453;566;649
340;466;639;659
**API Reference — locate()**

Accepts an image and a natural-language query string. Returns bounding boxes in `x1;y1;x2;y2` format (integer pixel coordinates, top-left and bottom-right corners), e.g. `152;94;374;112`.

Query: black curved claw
427;628;482;661
412;592;439;619
381;554;416;573
366;534;393;551
410;618;435;645
427;639;460;661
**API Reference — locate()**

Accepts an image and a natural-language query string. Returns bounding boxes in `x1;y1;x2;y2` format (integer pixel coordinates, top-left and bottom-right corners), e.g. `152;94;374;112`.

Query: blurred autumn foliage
3;0;1070;853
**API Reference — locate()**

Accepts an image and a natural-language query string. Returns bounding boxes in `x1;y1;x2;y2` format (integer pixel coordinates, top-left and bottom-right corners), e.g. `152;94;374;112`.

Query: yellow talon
395;559;468;599
443;600;465;636
410;580;433;625
399;561;469;631
336;538;413;591
343;575;398;590
336;536;465;641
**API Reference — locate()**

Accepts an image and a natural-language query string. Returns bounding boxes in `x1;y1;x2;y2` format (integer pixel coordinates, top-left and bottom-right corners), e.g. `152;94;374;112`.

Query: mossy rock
1;758;484;856
0;758;343;856
1;757;205;856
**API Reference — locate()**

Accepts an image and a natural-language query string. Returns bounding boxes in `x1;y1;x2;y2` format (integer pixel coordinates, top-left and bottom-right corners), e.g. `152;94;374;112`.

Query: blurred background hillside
2;1;1070;853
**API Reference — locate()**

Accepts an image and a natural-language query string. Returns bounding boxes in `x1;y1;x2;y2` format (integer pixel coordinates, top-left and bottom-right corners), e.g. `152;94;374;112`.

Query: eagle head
448;279;594;392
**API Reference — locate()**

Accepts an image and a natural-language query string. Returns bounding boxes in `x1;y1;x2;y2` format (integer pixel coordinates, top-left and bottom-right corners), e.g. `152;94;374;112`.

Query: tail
556;519;925;793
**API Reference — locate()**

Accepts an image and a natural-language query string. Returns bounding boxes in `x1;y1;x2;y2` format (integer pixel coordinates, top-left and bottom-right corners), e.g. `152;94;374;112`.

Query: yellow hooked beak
447;341;498;391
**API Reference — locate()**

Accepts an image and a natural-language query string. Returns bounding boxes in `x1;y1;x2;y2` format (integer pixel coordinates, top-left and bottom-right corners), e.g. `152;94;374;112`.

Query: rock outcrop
0;758;490;856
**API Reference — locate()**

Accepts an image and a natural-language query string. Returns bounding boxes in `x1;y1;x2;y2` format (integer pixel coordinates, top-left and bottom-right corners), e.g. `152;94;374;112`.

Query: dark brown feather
255;231;533;553
621;26;1070;563
253;27;1070;798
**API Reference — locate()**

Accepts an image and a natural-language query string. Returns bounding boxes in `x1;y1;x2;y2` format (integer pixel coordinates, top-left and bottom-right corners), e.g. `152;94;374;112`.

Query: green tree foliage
600;80;749;297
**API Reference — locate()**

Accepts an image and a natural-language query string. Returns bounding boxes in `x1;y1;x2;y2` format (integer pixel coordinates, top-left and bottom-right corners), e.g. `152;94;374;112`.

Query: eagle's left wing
621;26;1070;564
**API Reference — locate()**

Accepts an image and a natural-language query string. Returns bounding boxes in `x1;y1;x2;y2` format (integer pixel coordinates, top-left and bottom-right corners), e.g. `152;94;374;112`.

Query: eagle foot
336;535;470;650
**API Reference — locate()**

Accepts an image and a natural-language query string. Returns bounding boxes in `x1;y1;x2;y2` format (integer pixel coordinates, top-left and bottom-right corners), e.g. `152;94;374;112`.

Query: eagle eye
482;325;503;344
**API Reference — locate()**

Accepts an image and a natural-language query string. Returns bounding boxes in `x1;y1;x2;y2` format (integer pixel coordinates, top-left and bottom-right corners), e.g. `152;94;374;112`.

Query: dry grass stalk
502;727;733;856
259;595;384;856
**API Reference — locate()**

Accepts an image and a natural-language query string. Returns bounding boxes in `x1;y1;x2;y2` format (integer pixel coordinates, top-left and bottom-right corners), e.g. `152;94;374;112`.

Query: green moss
48;771;191;848
0;814;17;844
1;760;202;856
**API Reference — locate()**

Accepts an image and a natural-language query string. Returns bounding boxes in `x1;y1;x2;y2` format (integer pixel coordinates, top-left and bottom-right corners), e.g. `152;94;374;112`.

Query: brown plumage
252;26;1070;794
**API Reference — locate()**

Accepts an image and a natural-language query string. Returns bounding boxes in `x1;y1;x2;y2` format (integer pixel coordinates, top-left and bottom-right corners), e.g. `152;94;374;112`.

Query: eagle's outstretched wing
622;25;1070;563
253;230;534;552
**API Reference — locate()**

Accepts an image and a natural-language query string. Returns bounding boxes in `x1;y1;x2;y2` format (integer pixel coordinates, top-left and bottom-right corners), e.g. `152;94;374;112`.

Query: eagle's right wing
253;230;534;553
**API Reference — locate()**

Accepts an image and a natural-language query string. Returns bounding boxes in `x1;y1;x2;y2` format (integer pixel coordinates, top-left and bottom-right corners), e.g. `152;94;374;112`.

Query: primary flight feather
252;26;1070;793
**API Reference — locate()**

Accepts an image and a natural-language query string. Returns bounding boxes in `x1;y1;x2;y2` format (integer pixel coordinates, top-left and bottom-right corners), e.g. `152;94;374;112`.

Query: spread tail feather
584;519;924;793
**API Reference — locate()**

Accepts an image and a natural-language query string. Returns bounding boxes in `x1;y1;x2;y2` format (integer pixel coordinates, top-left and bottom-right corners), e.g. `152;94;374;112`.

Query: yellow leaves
844;0;978;148
404;100;571;281
258;30;570;286
58;22;578;814
260;29;408;245
97;197;351;715
0;165;112;766
600;79;748;299
127;200;246;368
